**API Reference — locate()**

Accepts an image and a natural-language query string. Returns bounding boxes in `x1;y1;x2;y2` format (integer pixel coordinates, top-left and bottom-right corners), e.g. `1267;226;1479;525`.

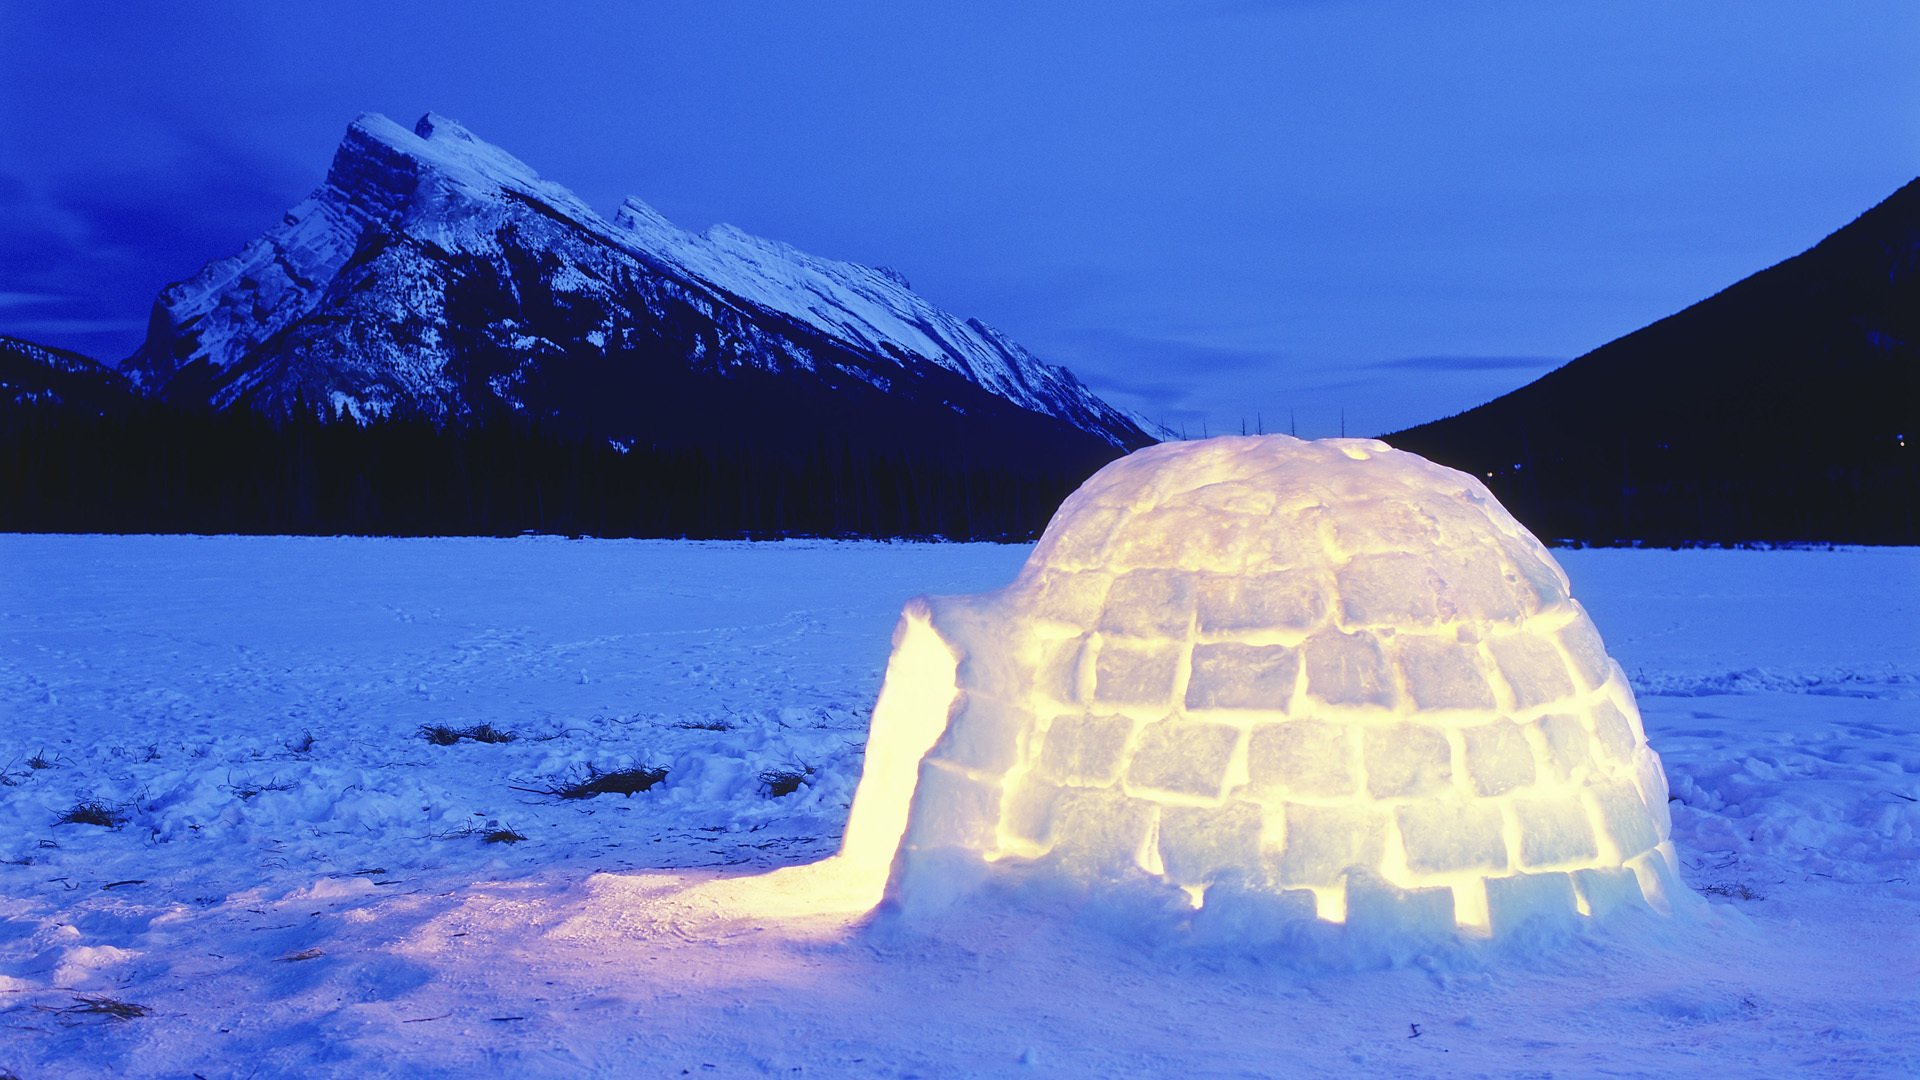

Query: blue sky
1;1;1914;436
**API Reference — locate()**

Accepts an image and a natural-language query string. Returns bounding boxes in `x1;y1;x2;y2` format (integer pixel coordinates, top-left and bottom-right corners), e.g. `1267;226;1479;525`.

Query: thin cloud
1373;355;1564;373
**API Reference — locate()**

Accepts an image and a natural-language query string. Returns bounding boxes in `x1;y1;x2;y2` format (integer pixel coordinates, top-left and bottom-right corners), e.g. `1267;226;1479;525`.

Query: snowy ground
0;536;1915;1078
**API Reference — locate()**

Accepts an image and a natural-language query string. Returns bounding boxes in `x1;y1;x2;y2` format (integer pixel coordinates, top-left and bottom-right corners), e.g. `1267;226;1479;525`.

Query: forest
0;400;1099;541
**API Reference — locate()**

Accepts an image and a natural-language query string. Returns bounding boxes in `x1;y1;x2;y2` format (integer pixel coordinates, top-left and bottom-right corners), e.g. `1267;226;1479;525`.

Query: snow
857;436;1683;937
606;196;1137;437
1;535;1916;1077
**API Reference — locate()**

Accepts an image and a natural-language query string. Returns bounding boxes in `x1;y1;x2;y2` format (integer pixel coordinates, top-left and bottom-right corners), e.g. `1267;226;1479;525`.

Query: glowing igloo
838;435;1685;938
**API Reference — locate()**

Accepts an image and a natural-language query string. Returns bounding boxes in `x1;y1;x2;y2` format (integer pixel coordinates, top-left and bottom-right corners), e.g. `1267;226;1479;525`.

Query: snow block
1395;633;1497;711
1125;718;1241;801
1624;843;1686;915
1533;713;1597;782
1100;570;1196;638
1510;792;1599;868
930;694;1031;775
1484;872;1578;936
1343;869;1456;938
900;761;1005;852
1158;802;1266;886
1028;570;1113;628
1327;496;1437;555
1587;779;1660;861
1632;752;1674;834
1047;788;1156;872
1396;798;1508;875
1195;571;1325;635
1246;720;1356;799
1037;713;1137;786
1570;866;1647;918
1497;532;1570;610
1034;635;1089;705
1462;720;1537;797
1336;552;1442;626
1555;609;1612;690
1429;549;1527;623
1363;723;1453;799
1490;633;1576;710
1277;803;1386;888
1186;642;1299;712
1589;698;1639;763
999;778;1061;849
1303;629;1398;708
1092;637;1181;708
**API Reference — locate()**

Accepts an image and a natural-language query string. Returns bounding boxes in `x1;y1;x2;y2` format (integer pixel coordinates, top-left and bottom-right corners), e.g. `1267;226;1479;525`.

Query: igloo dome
835;435;1685;939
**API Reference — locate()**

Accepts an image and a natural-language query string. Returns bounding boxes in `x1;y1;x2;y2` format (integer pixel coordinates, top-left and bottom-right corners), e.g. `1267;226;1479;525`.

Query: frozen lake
1;536;1915;1077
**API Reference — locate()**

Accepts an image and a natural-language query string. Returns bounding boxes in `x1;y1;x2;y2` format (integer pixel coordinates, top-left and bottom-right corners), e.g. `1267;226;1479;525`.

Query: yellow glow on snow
680;435;1683;939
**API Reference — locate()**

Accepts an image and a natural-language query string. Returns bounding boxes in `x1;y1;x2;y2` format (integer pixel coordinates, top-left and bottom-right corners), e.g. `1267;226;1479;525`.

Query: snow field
0;536;1915;1078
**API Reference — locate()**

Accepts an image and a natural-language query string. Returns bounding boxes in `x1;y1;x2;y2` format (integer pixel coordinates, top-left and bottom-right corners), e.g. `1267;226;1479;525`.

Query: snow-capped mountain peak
125;112;1150;448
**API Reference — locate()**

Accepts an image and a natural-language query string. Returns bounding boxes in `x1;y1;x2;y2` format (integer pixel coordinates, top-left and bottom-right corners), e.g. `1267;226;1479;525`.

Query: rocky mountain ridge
123;112;1150;453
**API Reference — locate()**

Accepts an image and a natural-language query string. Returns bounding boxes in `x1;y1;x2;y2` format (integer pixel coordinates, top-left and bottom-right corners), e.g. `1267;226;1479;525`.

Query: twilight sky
1;2;1914;437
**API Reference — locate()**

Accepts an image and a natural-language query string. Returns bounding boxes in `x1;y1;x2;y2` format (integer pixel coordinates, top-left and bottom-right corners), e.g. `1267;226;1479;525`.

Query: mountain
1387;178;1920;544
0;334;136;413
124;113;1150;463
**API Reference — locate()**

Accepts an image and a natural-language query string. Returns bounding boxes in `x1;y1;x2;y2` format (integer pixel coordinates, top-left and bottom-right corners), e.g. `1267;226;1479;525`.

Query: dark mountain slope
1388;178;1920;543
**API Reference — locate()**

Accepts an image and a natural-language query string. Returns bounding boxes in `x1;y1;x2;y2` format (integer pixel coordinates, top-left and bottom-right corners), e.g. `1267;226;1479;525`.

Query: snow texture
877;436;1684;937
0;534;1915;1077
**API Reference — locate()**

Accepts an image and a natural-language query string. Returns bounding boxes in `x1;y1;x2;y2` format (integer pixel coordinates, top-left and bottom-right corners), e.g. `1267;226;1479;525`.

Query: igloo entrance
820;435;1685;939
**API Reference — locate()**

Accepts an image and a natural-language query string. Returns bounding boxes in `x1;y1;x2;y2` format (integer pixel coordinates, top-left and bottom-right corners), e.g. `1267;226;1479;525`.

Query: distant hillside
1388;178;1920;544
0;335;135;413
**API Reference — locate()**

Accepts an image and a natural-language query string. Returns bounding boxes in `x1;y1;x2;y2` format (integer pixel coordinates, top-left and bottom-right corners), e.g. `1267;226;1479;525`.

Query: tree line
0;401;1103;540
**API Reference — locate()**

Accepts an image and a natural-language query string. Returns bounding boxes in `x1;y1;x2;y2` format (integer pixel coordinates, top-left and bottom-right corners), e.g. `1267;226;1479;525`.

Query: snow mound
851;435;1690;945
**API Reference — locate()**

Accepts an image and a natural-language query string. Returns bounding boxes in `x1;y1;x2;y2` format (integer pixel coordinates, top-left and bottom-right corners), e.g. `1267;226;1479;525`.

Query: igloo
825;435;1686;939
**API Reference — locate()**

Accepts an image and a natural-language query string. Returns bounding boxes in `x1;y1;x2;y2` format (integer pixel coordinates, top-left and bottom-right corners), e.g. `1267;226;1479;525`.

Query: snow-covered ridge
127;111;1147;445
607;196;1131;430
